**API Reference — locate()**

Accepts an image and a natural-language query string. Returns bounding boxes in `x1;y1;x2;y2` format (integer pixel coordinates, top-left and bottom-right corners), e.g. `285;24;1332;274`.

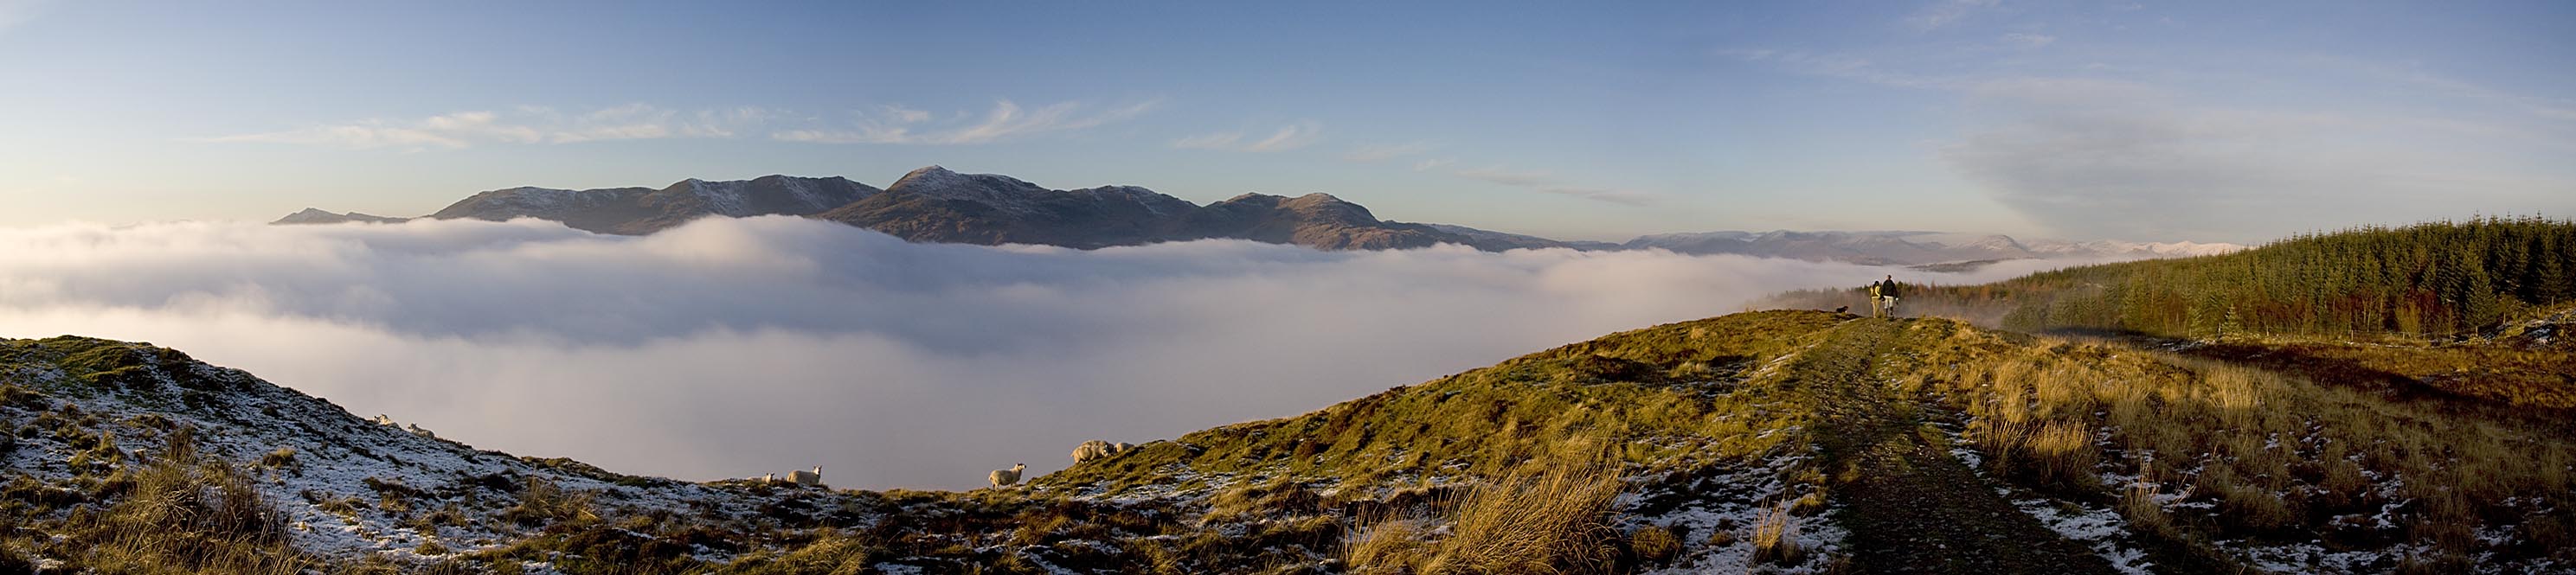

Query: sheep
989;463;1026;488
786;465;823;487
1072;440;1115;463
403;423;435;438
1072;440;1141;464
750;473;775;484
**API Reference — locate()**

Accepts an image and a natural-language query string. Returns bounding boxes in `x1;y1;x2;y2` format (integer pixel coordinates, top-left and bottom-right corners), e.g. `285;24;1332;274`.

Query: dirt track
1798;318;2118;575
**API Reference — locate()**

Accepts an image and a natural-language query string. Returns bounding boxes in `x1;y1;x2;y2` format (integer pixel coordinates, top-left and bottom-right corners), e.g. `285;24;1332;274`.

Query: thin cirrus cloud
1941;77;2576;240
0;0;56;32
209;99;1158;149
1172;120;1323;152
774;99;1162;145
1726;31;2576;241
2000;32;2056;48
1905;0;2000;31
206;105;764;150
0;216;2082;489
1452;164;1656;206
1341;141;1435;163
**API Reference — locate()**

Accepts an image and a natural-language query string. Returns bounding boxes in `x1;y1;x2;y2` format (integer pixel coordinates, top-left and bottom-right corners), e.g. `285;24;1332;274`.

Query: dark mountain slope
429;175;879;234
274;208;410;225
818;165;1535;251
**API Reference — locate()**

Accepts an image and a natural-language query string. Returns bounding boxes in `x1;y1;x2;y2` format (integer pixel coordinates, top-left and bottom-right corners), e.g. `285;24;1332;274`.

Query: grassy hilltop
3;221;2573;573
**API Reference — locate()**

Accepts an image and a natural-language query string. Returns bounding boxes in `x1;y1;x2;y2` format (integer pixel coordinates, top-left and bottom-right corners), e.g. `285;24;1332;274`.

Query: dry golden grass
1750;502;1802;565
1628;524;1681;566
1904;320;2576;561
1344;516;1432;574
65;429;319;574
1343;453;1628;575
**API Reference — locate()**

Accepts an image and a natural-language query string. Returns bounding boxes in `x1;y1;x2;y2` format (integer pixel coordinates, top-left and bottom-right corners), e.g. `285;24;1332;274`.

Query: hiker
1870;275;1903;318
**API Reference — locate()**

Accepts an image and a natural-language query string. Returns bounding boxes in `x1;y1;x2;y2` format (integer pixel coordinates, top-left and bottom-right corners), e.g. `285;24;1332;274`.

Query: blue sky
0;1;2569;242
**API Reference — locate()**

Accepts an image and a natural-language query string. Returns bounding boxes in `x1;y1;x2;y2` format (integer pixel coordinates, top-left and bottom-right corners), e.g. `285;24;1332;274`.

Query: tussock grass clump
259;445;299;470
1627;524;1682;566
1344;454;1628;575
55;428;319;574
1750;503;1802;565
502;476;598;527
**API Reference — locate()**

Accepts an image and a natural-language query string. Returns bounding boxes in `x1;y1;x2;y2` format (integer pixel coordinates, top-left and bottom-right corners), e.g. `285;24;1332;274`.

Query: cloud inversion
0;217;2078;489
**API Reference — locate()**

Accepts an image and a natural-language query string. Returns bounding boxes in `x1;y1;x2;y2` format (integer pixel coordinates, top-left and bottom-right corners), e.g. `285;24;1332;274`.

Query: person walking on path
1870;275;1903;318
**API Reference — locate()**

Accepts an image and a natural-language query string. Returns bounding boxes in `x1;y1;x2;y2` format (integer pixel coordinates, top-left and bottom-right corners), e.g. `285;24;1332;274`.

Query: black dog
1834;305;1849;314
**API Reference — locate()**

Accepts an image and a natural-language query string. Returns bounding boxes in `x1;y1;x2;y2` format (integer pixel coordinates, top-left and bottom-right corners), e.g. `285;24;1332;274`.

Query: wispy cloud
1342;141;1435;163
1536;187;1656;207
216;99;1158;150
1718;48;1963;90
1939;77;2575;240
777;99;1162;145
1451;164;1656;206
1410;158;1452;172
1173;120;1324;152
1905;0;1999;31
1454;165;1554;187
2000;32;2055;48
210;105;770;150
0;0;53;32
1170;132;1242;149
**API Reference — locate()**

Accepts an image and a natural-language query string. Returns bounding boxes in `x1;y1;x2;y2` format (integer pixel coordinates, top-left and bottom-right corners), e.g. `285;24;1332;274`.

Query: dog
1834;305;1849;314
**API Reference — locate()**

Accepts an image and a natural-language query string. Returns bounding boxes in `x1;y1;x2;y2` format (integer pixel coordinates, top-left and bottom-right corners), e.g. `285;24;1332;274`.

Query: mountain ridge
277;166;2239;259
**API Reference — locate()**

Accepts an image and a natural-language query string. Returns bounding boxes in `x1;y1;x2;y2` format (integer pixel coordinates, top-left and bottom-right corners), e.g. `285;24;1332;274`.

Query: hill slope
6;310;2568;572
1771;218;2575;339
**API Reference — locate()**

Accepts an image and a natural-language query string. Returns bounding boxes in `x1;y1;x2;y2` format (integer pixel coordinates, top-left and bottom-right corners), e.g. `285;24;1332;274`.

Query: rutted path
1795;318;2119;575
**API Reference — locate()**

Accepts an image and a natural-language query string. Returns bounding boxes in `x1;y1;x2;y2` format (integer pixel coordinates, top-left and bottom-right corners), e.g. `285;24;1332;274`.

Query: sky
0;216;2101;489
0;1;2570;243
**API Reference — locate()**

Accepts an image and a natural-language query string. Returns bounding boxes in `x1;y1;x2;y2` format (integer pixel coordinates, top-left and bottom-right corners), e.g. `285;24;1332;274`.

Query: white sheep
1071;440;1140;464
786;465;823;487
988;463;1026;488
751;473;775;483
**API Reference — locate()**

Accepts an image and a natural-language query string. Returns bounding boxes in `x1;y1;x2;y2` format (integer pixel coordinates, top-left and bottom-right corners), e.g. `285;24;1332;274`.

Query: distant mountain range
279;166;2241;262
1621;230;2243;266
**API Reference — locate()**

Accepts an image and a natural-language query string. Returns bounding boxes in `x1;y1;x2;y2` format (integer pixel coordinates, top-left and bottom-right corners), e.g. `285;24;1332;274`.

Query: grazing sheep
1115;442;1135;453
752;473;775;483
786;465;823;487
989;463;1026;488
403;423;435;438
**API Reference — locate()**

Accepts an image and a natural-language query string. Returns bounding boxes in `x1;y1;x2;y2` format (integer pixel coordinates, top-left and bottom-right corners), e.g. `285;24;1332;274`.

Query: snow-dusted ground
1625;450;1847;574
0;341;876;568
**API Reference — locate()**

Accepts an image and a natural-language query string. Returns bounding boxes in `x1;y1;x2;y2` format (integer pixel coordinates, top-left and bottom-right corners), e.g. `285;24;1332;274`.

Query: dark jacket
1876;280;1901;298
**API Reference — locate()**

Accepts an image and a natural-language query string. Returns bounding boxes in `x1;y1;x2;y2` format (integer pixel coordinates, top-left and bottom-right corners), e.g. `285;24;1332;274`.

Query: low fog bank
0;217;2081;489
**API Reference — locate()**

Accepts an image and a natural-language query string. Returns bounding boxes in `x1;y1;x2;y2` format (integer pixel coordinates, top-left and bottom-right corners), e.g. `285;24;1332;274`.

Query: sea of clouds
0;216;2089;489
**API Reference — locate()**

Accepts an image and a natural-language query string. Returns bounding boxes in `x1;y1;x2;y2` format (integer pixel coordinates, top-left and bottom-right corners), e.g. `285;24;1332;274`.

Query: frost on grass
1625;455;1847;574
2011;496;2152;575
